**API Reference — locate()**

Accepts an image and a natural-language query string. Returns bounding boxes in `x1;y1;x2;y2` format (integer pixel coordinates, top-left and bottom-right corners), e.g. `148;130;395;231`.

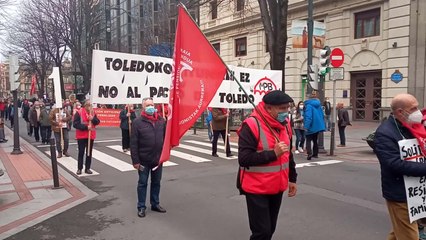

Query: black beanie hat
263;90;293;105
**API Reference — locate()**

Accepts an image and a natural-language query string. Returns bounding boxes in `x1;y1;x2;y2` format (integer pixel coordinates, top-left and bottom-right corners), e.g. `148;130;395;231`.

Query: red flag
30;75;37;95
159;5;227;163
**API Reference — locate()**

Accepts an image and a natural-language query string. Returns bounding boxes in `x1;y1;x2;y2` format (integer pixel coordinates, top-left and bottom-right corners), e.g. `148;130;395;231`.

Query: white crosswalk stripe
178;143;237;159
91;149;135;172
43;138;343;177
184;140;239;153
106;145;178;167
44;151;100;177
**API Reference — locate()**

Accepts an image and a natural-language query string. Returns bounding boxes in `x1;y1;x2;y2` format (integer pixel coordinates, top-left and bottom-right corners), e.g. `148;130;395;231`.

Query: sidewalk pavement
0;126;97;239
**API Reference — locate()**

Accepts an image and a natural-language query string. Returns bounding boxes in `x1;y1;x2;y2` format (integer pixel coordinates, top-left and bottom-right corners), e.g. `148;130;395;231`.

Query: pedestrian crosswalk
41;138;343;177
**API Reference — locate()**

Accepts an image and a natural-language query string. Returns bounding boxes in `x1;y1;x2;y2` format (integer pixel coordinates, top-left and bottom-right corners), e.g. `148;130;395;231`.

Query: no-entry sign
330;48;344;68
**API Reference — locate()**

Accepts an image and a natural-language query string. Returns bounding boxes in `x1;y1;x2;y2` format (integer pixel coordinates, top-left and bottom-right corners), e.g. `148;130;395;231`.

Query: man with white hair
375;93;426;239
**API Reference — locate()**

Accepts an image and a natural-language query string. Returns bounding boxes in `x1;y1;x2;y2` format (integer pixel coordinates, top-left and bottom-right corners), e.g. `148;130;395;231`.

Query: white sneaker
298;147;304;153
295;150;300;154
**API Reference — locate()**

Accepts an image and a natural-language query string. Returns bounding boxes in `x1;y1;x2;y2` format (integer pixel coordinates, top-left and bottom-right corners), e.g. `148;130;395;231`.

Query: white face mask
407;110;423;124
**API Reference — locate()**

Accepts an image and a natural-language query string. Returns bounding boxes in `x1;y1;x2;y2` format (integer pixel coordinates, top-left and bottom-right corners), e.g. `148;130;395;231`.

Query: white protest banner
399;138;426;223
49;67;63;107
208;66;282;109
91;50;173;104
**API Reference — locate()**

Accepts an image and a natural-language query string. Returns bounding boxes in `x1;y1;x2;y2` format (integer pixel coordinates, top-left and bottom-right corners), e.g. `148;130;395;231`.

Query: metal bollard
49;138;62;189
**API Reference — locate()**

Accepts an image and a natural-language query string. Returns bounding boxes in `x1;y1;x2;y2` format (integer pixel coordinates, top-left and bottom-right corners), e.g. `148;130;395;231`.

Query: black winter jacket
130;115;166;169
375;115;426;202
119;110;137;130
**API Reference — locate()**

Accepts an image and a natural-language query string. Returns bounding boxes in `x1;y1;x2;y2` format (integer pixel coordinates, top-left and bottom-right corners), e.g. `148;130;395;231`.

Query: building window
236;0;244;12
170;19;176;34
154;0;159;12
140;31;144;42
139;4;143;18
212;43;220;54
355;8;380;39
235;37;247;57
211;0;218;20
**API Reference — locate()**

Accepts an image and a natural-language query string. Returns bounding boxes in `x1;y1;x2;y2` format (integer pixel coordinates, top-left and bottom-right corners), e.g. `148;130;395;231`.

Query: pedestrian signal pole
317;46;331;153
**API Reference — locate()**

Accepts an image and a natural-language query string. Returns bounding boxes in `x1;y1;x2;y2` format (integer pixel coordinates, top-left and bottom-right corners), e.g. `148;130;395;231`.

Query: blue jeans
295;129;305;149
325;115;331;131
207;122;213;142
137;164;163;210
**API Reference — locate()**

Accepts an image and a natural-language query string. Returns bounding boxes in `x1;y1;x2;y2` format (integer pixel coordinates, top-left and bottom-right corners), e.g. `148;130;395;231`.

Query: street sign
391;70;403;84
330;67;344;81
330;48;344;68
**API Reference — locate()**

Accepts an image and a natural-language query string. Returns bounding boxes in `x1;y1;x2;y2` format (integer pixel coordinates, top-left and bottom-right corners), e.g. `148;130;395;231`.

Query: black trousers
338;126;346;145
77;139;94;170
212;130;231;155
305;132;319;157
33;125;40;141
245;192;283;240
121;128;130;150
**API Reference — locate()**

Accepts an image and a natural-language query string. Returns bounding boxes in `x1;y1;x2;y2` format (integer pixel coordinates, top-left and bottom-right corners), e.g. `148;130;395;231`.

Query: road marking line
171;150;211;163
106;145;178;167
184;140;238;152
37;139;122;147
296;160;343;168
91;149;135;172
44;151;100;177
177;143;237;160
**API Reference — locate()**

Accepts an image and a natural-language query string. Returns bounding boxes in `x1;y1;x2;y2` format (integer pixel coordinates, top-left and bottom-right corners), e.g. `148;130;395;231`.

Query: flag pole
87;108;92;157
60;109;64;151
178;4;280;142
224;110;229;154
127;105;131;136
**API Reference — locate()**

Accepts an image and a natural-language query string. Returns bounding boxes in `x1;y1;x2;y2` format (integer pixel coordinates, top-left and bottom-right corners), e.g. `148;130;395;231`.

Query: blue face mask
277;112;289;123
145;106;156;115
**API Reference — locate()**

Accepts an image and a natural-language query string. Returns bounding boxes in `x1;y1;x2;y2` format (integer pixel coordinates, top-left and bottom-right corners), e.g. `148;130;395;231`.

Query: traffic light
319;46;331;76
308;64;318;90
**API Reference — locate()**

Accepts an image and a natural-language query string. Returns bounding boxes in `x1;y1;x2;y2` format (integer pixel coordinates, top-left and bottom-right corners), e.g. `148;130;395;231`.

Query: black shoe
57;153;62;158
151;205;166;213
312;155;318;158
85;169;93;174
137;209;146;218
63;152;70;157
76;169;82;175
212;153;219;157
307;155;312;160
226;153;234;157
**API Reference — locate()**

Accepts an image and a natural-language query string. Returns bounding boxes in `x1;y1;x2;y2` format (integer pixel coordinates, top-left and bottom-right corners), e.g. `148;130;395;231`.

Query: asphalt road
5;118;390;240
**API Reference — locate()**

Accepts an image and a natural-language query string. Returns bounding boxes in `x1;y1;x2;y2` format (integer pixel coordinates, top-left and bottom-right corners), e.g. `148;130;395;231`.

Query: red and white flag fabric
159;5;227;163
30;75;37;95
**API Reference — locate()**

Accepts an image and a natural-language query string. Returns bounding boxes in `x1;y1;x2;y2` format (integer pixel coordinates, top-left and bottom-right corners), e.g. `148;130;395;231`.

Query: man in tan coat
49;107;72;158
211;108;233;157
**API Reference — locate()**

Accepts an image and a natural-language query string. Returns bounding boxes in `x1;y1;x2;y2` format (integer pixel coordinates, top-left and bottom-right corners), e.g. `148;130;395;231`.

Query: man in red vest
73;100;100;175
237;90;298;240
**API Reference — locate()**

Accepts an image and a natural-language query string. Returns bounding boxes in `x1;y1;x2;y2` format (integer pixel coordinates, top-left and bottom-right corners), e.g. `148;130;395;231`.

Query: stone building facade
200;0;426;121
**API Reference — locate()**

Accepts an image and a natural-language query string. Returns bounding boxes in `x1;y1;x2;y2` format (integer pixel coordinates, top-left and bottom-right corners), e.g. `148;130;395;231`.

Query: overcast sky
0;0;20;61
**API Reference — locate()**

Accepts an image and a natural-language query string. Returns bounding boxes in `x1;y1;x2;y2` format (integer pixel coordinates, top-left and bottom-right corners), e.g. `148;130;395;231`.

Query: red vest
239;117;292;194
75;108;96;140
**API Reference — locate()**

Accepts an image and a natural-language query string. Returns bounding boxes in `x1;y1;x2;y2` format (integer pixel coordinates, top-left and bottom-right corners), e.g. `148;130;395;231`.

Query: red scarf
401;120;426;156
141;111;159;122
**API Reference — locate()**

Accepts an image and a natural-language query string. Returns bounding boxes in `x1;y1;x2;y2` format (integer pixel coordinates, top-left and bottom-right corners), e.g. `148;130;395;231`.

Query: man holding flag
237;90;298;240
